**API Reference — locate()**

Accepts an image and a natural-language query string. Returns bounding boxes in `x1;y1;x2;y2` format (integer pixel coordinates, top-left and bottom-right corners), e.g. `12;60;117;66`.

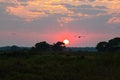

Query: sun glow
63;39;69;45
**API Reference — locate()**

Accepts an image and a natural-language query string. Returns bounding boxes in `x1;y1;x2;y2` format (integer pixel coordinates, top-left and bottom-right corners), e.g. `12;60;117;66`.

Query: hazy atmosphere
0;0;120;47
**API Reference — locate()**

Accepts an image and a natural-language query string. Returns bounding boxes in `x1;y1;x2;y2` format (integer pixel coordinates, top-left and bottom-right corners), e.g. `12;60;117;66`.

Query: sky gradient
0;0;120;47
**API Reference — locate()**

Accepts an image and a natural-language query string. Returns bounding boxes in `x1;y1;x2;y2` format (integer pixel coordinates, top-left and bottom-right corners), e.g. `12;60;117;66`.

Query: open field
0;51;120;80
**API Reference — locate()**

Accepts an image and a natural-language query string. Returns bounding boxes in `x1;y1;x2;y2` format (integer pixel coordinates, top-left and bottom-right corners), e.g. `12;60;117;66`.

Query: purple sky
0;0;120;47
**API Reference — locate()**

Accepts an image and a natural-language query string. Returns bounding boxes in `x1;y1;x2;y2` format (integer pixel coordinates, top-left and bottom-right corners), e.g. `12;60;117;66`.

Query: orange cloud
91;0;120;13
6;0;74;21
77;13;90;17
58;17;74;23
0;0;119;23
6;6;47;21
0;0;8;3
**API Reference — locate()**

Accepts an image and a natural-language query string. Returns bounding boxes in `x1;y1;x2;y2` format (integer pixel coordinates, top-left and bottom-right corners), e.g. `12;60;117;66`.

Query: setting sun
63;39;69;45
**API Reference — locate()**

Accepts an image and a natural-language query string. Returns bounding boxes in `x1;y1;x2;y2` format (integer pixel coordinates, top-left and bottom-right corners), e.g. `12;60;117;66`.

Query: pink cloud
107;17;120;24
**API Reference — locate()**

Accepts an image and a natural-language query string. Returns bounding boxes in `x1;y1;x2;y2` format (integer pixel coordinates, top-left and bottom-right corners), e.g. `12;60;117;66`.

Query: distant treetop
96;37;120;52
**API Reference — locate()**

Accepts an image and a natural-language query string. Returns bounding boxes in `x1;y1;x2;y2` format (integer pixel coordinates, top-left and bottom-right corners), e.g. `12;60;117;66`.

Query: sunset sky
0;0;120;47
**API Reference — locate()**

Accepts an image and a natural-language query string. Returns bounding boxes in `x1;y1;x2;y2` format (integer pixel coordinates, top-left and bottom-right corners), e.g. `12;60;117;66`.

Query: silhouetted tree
96;37;120;52
107;37;120;51
35;41;50;51
52;41;66;51
31;41;66;52
96;41;108;52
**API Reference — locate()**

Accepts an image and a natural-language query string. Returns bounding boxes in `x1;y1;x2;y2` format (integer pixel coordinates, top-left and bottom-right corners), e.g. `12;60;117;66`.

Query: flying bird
78;36;85;38
74;35;85;38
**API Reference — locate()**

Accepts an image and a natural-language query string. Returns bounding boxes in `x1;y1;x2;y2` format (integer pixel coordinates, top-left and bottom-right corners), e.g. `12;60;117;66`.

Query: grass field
0;51;120;80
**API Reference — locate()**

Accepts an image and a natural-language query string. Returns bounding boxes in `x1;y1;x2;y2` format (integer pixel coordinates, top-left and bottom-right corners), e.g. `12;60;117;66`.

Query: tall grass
0;51;120;80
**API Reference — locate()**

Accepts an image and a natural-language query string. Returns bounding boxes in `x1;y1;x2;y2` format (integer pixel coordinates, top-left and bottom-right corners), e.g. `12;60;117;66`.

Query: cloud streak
107;17;120;24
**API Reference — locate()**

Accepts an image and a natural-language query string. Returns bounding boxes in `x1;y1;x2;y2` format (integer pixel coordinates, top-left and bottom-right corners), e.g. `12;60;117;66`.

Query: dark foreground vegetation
0;51;120;80
0;37;119;80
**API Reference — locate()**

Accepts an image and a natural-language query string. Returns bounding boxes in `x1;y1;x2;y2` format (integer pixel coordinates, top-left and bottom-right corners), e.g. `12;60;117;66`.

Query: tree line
0;37;119;53
31;41;66;52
